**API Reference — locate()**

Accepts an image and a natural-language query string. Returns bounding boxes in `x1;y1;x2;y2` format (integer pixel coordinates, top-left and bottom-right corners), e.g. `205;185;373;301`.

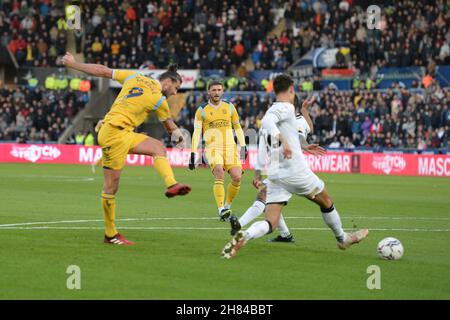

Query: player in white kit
222;74;368;259
233;94;326;242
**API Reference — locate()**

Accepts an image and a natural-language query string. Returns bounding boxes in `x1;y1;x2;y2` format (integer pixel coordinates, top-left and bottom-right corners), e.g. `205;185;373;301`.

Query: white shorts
265;169;325;204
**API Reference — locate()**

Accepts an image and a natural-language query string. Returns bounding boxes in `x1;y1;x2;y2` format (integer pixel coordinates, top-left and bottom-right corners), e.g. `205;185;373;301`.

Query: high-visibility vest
28;78;38;88
70;78;81;90
45;76;56;90
227;77;238;90
57;77;69;90
302;81;313;92
80;80;91;92
57;17;68;30
66;5;76;21
84;133;95;146
195;78;206;90
75;134;85;145
261;79;269;90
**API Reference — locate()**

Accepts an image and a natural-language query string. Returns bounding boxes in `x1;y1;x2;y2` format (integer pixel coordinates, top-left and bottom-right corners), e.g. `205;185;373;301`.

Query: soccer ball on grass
377;237;404;260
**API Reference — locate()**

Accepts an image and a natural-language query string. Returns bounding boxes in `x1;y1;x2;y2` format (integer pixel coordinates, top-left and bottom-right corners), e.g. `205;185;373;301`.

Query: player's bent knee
134;138;167;157
229;168;242;182
103;185;118;195
213;166;225;179
231;175;241;183
309;189;331;208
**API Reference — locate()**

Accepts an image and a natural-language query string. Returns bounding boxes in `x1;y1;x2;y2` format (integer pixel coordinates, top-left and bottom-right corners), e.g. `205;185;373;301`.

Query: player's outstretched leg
222;220;273;259
312;189;368;249
131;137;191;198
222;203;282;259
239;200;265;228
236;185;266;235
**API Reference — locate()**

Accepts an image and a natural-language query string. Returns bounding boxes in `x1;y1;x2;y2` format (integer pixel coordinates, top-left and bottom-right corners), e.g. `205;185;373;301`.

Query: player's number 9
125;87;144;99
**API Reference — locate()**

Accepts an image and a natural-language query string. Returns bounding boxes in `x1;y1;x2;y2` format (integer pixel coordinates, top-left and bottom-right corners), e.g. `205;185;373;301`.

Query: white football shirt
257;102;311;179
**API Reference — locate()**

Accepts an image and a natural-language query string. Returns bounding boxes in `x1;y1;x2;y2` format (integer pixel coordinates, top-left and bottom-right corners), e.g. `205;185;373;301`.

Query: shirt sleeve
260;113;281;137
296;116;311;139
230;104;246;146
112;70;138;84
194;108;203;130
154;98;171;121
231;103;240;125
191;108;203;152
255;132;267;171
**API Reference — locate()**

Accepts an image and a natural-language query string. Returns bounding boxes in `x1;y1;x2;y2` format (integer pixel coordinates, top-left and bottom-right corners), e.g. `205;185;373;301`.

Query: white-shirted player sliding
222;74;368;258
233;94;326;242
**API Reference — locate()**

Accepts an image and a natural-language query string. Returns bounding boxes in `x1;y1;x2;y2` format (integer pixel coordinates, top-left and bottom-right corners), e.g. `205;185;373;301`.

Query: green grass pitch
0;163;449;299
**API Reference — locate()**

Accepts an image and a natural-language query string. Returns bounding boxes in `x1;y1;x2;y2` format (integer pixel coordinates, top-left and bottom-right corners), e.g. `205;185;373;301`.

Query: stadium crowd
2;0;449;75
175;84;449;150
81;0;276;73
255;0;450;73
1;0;68;67
0;85;89;143
1;0;449;151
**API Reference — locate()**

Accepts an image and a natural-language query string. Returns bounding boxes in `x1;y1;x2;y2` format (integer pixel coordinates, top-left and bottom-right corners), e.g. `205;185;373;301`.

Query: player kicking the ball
222;74;368;258
234;94;326;242
62;52;191;245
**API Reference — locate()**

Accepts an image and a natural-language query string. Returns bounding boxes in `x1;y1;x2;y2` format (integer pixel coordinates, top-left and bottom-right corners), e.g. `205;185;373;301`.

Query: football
377;237;404;260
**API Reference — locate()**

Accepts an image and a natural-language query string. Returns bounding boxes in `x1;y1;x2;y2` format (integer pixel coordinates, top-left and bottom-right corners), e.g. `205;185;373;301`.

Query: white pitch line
290;216;450;221
1;215;450;228
0;217;219;228
0;226;449;232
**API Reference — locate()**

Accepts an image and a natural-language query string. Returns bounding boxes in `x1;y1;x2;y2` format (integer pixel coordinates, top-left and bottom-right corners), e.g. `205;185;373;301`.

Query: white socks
278;215;291;238
321;204;346;242
239;200;265;227
244;220;271;241
240;203;345;243
239;200;292;238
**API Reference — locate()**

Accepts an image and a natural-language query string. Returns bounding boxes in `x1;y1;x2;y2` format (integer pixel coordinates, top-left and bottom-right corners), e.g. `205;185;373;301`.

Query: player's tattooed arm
62;51;113;78
253;170;263;189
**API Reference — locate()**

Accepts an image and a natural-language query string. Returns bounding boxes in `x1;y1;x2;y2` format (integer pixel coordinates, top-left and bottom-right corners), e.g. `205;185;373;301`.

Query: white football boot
337;228;369;250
